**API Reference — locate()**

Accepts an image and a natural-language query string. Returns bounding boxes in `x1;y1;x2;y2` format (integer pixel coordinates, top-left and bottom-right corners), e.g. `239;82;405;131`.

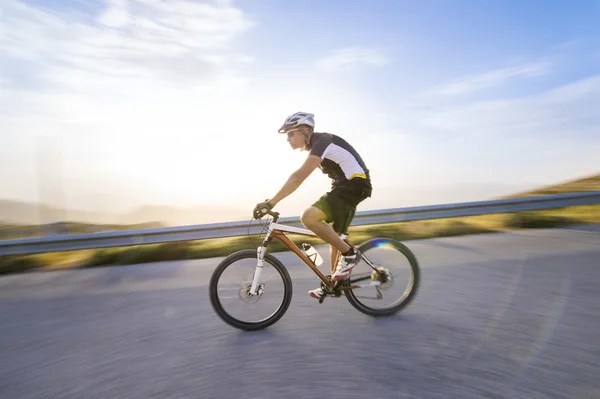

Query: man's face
286;128;305;150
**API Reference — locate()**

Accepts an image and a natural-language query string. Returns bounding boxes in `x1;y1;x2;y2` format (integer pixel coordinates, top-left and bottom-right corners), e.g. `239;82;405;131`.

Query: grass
2;172;599;274
1;203;598;275
501;172;600;198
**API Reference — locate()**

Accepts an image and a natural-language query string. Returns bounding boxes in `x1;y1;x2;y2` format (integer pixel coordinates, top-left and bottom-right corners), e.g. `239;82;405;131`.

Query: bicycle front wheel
345;238;420;316
209;250;293;331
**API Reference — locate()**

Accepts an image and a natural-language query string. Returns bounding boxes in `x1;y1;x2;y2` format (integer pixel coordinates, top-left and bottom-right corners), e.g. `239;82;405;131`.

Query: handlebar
256;209;280;222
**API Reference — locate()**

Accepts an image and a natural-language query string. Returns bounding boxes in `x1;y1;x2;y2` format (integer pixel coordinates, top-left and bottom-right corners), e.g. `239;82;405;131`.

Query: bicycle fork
249;245;266;296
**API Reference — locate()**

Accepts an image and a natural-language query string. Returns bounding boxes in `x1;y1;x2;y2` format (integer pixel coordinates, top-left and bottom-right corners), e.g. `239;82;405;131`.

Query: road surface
1;225;599;399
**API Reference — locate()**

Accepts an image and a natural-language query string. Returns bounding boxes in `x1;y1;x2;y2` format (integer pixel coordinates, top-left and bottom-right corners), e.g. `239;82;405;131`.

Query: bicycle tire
209;249;293;331
344;238;420;316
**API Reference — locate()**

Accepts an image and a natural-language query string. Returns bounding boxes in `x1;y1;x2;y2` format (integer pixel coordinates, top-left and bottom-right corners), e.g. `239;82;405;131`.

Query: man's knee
301;206;326;227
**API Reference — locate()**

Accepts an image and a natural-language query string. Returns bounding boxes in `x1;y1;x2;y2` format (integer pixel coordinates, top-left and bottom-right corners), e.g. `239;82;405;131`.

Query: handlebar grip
253;208;279;220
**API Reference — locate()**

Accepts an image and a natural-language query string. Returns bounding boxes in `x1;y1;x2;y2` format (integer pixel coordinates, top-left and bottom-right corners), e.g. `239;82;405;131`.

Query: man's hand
253;200;274;219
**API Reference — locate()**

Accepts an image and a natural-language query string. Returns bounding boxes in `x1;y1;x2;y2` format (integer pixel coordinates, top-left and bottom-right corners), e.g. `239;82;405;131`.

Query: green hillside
0;221;166;241
502;172;600;198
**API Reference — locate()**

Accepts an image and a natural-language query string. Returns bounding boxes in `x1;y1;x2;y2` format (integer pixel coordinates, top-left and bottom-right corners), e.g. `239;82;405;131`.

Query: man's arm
268;155;321;206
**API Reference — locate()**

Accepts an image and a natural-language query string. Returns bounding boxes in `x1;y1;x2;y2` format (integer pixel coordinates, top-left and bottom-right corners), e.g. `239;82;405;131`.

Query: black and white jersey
308;132;370;186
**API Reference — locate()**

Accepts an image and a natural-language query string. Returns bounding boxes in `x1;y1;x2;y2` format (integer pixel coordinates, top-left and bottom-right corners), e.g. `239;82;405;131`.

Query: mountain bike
209;210;420;331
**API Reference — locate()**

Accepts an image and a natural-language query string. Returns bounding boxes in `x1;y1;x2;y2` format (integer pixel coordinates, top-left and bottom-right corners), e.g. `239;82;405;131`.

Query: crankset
317;278;345;304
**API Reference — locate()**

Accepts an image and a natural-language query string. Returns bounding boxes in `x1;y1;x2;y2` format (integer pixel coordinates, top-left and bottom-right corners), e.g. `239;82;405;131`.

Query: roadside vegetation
1;173;598;275
1;203;598;275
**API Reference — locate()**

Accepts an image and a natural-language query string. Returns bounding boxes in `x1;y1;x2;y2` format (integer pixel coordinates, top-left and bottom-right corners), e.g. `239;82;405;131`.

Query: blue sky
1;0;599;222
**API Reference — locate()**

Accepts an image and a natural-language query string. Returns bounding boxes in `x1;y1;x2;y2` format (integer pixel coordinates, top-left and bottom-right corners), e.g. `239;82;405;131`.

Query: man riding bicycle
253;112;372;299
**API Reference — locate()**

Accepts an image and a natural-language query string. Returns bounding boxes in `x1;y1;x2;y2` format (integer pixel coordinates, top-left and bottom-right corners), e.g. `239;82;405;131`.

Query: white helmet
278;112;315;133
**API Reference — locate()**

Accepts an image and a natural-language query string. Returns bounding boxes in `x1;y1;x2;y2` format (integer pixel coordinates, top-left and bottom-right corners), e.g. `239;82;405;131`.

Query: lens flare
373;238;396;249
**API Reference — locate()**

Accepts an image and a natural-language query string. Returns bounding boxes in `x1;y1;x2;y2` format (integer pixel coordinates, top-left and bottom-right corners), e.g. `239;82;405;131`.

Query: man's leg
302;205;358;283
329;244;340;275
302;206;353;299
300;206;351;254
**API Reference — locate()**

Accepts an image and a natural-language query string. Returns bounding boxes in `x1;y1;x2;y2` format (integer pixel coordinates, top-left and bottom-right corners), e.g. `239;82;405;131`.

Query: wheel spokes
346;244;416;310
216;257;287;324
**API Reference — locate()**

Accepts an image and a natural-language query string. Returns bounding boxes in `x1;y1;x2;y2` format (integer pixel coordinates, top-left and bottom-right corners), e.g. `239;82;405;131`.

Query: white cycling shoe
308;250;357;299
331;256;356;281
308;287;325;299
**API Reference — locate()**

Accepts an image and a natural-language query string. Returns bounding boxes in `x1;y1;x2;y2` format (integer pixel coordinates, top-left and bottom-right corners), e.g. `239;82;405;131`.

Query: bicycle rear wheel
209;250;293;331
344;238;420;316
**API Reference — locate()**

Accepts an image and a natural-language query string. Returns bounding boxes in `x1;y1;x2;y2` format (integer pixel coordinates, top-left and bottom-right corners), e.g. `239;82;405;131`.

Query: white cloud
426;61;551;97
0;0;260;212
416;74;600;136
365;73;600;201
0;0;258;128
98;0;130;28
386;57;599;142
315;47;390;72
1;0;256;91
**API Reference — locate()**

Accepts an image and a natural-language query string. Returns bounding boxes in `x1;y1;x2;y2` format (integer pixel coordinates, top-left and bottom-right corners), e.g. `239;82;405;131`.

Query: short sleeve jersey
308;132;370;187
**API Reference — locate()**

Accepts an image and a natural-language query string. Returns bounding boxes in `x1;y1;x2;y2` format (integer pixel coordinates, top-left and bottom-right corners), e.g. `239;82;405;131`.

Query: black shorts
312;178;372;235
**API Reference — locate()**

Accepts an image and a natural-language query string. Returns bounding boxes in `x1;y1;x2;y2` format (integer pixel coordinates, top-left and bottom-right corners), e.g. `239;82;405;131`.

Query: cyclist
253;112;372;299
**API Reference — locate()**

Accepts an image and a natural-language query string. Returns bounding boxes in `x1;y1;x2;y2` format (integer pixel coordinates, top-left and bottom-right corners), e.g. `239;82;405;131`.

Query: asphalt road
1;224;599;399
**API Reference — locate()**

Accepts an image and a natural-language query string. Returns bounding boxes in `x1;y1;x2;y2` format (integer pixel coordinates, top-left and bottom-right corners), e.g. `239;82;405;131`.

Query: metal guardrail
1;191;599;256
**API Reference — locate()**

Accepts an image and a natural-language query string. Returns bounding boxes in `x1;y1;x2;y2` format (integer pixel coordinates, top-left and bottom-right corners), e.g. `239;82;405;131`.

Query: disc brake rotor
238;281;264;304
